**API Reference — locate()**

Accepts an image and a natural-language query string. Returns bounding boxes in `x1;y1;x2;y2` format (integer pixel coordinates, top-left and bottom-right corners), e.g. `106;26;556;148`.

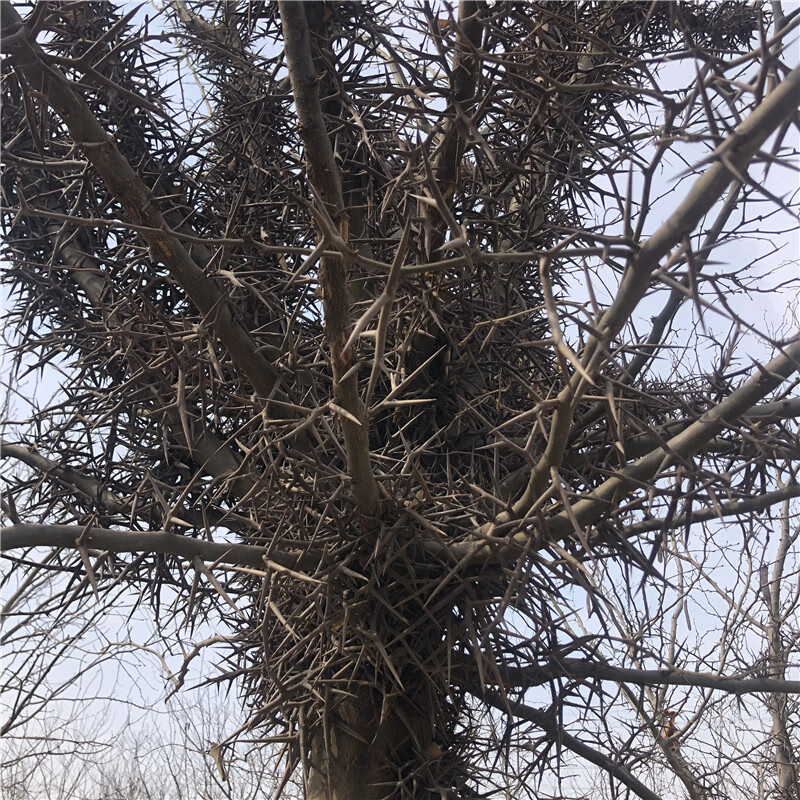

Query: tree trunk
306;692;399;800
306;683;444;800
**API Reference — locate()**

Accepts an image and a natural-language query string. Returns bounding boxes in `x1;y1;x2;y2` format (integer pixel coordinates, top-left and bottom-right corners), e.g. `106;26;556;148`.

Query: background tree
2;2;800;799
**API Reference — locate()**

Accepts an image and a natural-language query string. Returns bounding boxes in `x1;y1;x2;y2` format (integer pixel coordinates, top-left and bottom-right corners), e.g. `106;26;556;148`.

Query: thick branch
0;438;256;533
1;440;129;516
445;338;800;562
483;657;800;695
571;180;744;438
589;67;800;358
279;0;379;515
552;337;800;539
425;0;484;255
508;62;800;523
1;4;282;404
624;484;800;536
765;496;800;795
59;231;258;503
0;524;319;573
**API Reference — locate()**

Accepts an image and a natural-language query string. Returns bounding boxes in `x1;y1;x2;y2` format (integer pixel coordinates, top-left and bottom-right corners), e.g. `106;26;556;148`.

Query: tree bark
306;690;401;800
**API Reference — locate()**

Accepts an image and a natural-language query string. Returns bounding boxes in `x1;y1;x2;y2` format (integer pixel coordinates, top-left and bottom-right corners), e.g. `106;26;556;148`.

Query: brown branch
0;523;320;573
572;394;800;465
439;337;800;563
424;0;484;256
477;657;800;695
504;62;800;526
1;4;283;405
552;336;800;540
0;440;129;516
4;199;643;276
765;496;800;796
55;229;260;506
571;180;745;438
623;484;800;536
279;0;379;516
481;691;664;800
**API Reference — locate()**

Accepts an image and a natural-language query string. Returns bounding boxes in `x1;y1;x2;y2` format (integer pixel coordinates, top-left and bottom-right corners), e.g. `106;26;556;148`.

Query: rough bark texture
307;690;402;800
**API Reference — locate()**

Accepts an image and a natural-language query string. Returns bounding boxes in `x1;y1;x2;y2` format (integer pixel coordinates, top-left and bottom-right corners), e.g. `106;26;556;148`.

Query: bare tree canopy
1;2;799;799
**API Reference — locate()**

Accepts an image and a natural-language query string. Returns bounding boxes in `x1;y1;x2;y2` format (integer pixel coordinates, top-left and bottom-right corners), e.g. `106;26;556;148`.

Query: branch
279;0;379;516
765;493;800;794
0;524;319;573
617;182;743;384
747;396;800;421
1;4;283;405
6;197;644;278
55;228;259;505
507;61;800;524
442;338;800;562
424;0;484;255
552;336;800;540
171;0;228;42
482;657;800;695
571;180;744;437
481;691;663;800
588;64;800;364
0;440;129;516
624;484;800;536
574;394;800;465
0;436;259;536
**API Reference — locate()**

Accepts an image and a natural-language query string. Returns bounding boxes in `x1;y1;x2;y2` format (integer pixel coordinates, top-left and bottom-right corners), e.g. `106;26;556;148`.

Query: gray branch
0;523;319;573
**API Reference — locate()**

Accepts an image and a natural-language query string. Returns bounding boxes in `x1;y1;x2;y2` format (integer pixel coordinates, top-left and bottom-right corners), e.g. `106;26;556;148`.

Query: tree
2;1;800;798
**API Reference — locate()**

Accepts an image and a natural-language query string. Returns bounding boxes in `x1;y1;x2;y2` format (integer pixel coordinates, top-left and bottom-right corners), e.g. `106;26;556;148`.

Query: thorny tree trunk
306;696;392;800
306;692;427;800
279;5;437;793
